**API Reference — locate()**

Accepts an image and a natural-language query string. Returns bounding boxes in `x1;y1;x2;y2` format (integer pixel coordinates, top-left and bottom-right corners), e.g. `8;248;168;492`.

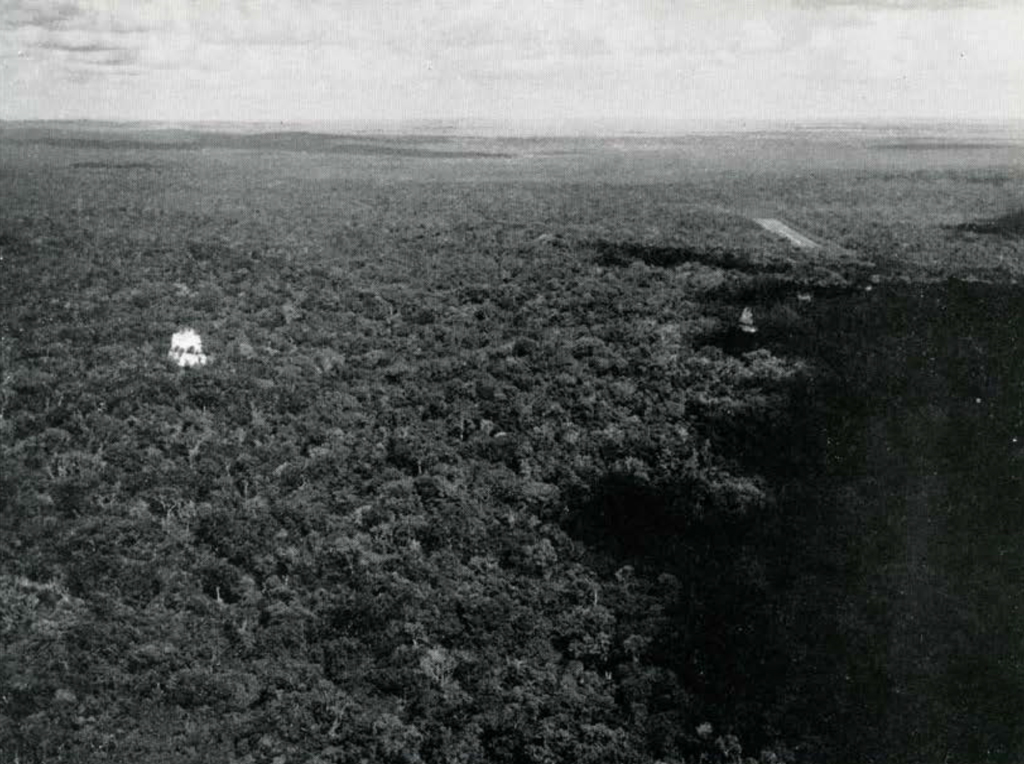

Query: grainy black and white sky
2;0;1022;125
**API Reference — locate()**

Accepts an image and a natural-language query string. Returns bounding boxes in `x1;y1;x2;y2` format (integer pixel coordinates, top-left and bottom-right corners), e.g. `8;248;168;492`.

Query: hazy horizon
4;116;1024;140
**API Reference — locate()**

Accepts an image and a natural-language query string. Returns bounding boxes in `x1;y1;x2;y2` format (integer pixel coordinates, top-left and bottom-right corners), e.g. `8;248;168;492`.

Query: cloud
82;47;139;66
37;39;125;53
2;0;180;37
1;0;160;82
0;0;83;30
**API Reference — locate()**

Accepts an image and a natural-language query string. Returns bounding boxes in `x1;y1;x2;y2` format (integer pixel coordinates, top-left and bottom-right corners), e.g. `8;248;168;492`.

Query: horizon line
3;115;1023;138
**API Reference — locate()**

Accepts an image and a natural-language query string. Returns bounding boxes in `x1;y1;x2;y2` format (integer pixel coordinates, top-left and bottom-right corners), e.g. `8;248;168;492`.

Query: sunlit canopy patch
168;328;209;368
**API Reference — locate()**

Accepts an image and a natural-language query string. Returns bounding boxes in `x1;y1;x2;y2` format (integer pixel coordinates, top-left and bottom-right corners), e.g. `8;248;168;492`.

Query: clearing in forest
754;217;821;249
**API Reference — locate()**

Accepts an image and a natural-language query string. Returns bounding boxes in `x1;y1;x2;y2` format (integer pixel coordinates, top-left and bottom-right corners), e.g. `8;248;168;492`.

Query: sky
1;0;1023;126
